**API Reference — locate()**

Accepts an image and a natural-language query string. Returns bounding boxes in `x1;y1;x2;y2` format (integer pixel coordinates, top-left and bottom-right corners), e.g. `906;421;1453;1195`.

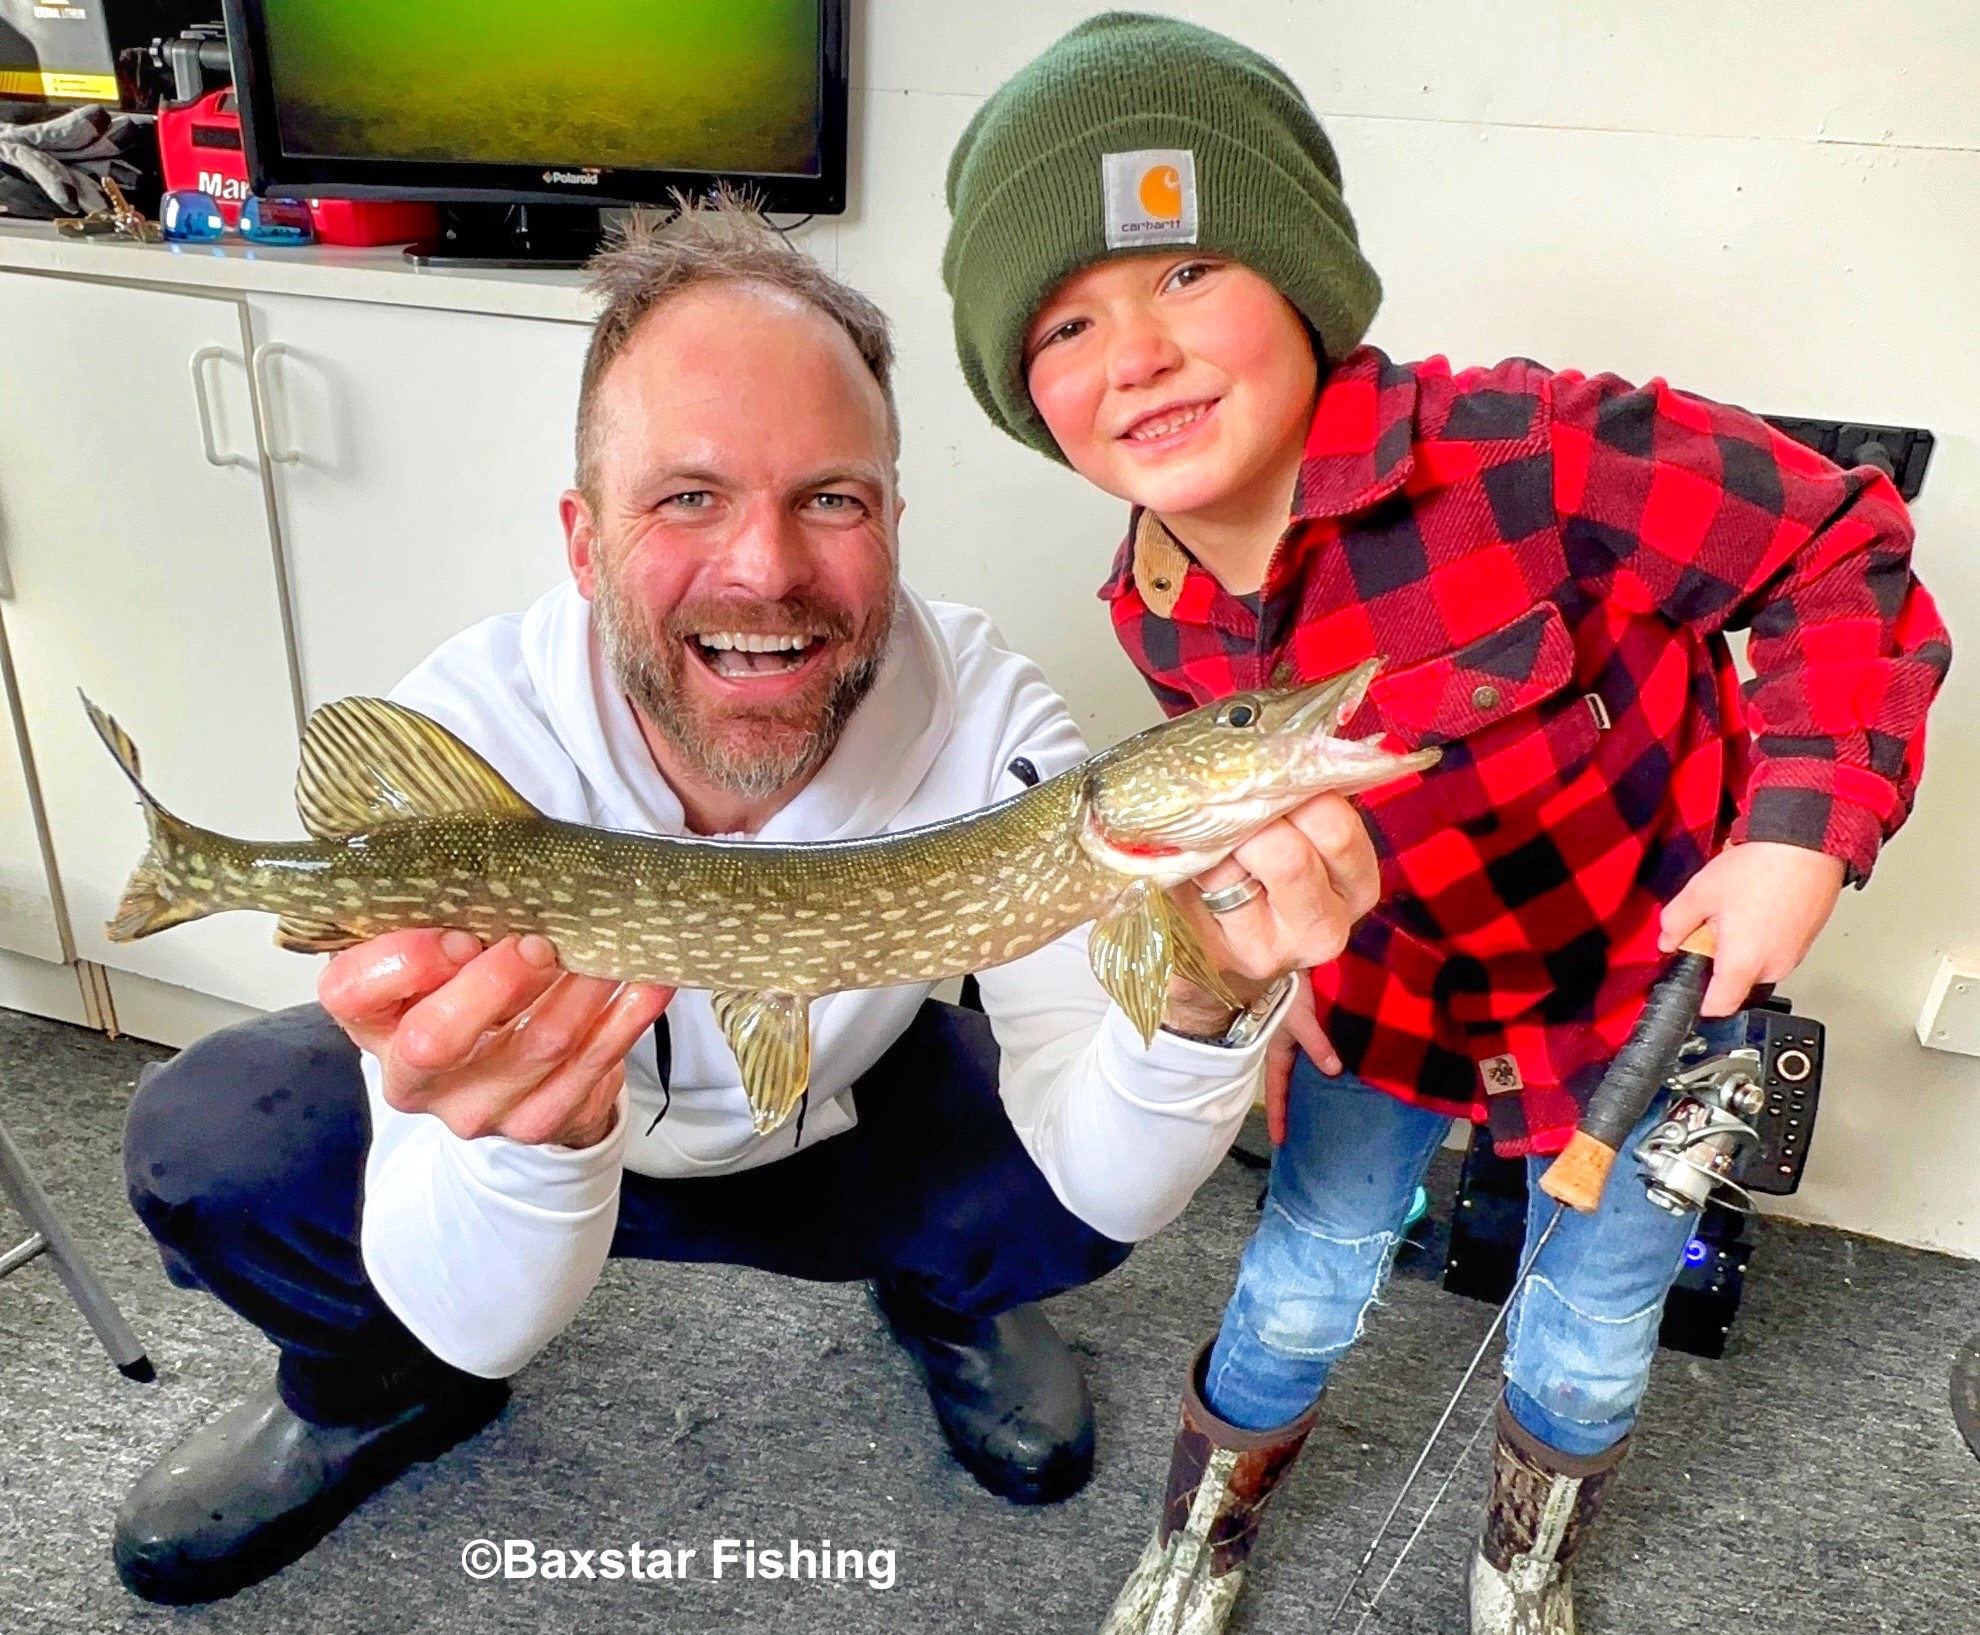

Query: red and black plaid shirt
1104;346;1951;1155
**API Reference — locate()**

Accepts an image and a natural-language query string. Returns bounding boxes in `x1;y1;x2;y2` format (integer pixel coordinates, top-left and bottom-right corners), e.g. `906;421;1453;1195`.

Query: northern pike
87;661;1435;1133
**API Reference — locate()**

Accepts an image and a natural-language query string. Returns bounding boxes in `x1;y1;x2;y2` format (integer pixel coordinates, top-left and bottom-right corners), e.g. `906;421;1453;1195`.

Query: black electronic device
1442;997;1825;1358
115;20;227;113
220;0;848;264
156;19;227;102
1727;1000;1824;1195
1658;1202;1751;1359
1441;1135;1529;1307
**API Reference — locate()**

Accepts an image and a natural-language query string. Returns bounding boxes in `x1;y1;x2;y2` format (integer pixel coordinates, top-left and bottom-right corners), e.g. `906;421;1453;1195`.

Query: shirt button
1471;684;1503;711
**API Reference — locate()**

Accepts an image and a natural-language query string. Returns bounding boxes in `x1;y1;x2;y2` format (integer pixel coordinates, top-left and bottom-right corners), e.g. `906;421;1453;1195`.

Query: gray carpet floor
2;1005;1977;1634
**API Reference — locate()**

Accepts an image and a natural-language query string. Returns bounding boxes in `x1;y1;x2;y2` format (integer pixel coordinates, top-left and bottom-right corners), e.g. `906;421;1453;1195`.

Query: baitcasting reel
1634;1039;1769;1215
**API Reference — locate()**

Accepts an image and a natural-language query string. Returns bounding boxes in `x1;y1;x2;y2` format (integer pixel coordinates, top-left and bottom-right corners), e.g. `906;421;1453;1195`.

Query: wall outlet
1916;956;1980;1057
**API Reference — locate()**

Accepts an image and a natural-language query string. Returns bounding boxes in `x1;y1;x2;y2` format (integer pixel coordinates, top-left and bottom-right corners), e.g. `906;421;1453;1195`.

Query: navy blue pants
124;1001;1130;1423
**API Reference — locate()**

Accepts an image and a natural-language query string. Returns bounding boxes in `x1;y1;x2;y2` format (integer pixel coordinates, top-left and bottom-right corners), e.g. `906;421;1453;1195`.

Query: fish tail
82;694;223;942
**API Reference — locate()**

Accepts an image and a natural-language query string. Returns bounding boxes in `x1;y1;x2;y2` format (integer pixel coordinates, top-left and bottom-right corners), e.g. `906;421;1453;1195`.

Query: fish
85;660;1437;1134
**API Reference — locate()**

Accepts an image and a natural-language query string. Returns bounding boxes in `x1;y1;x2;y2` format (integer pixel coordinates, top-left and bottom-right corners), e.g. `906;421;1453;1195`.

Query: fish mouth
1272;658;1382;740
1078;659;1410;876
1283;661;1378;728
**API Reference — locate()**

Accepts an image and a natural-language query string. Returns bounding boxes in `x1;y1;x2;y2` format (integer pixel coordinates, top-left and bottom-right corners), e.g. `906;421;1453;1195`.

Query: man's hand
1172;793;1380;983
318;928;674;1149
1161;792;1371;1136
1658;841;1847;1017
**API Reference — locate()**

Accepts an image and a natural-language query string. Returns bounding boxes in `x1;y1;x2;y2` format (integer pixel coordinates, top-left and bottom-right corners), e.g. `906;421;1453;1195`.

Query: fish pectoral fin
1089;880;1176;1048
711;989;813;1136
1155;890;1247;1011
273;913;365;954
296;697;539;841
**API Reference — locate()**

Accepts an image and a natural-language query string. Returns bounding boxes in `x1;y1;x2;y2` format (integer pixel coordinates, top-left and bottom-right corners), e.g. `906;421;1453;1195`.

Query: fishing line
1325;1199;1567;1630
1345;1395;1500;1634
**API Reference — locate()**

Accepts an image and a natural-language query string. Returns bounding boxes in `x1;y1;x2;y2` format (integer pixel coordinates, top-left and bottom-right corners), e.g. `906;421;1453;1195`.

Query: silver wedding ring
1198;875;1264;915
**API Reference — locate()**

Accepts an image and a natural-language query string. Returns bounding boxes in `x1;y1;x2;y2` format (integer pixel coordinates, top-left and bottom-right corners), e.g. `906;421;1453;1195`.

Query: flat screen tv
221;0;847;216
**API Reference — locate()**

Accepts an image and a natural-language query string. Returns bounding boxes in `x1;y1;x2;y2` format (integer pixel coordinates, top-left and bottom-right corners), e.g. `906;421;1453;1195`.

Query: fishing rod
1328;928;1720;1631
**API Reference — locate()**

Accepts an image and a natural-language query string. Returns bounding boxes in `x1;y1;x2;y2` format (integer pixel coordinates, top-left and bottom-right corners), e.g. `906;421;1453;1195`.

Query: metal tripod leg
0;1117;153;1381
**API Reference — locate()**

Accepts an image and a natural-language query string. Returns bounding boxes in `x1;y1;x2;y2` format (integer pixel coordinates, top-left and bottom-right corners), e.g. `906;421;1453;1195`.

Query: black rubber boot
871;1280;1095;1505
113;1370;509;1605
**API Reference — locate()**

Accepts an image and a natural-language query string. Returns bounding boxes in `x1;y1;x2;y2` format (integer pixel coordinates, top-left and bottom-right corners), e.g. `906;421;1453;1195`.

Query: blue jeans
1204;1056;1705;1455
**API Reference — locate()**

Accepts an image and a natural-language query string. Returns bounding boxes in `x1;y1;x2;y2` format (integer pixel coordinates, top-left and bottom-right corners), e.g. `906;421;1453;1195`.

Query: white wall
805;2;1980;1256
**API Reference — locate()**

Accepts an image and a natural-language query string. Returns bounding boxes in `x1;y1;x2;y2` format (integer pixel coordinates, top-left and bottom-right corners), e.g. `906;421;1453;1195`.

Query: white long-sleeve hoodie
358;580;1278;1377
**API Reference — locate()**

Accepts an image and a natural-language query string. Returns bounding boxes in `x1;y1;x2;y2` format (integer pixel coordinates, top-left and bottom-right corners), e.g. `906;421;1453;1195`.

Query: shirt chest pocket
1355;604;1603;835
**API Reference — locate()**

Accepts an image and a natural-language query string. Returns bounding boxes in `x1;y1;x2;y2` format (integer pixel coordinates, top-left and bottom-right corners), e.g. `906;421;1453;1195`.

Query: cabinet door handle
189;346;255;470
250;341;302;464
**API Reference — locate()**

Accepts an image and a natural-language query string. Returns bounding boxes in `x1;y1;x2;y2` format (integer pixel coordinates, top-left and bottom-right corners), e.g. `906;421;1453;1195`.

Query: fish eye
1223;703;1257;728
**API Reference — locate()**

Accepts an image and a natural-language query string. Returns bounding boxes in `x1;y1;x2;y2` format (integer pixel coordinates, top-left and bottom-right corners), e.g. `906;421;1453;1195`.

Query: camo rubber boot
1467;1395;1629;1635
1100;1342;1319;1635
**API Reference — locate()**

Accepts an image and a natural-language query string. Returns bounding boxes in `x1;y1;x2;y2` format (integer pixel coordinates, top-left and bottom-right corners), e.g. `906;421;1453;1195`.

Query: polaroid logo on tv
543;170;604;187
198;173;251;202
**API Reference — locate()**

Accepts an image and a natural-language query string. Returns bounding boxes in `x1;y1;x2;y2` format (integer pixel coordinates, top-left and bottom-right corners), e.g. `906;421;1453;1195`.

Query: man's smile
690;630;829;679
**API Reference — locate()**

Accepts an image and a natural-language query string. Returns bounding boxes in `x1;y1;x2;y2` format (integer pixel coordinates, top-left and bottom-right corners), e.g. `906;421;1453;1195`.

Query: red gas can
157;88;252;224
155;88;440;246
303;198;440;248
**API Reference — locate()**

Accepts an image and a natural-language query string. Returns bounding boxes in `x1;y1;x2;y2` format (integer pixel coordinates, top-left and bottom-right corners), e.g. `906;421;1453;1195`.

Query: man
112;199;1380;1605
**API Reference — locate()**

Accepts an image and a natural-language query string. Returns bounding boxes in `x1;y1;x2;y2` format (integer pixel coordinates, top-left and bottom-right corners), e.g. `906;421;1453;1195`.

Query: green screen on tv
264;0;822;176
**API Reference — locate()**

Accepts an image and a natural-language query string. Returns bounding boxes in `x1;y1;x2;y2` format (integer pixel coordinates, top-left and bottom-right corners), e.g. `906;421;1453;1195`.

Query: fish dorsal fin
711;989;813;1136
296;698;537;840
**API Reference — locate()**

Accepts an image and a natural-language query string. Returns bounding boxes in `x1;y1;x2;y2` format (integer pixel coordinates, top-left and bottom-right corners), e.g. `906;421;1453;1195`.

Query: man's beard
592;560;896;803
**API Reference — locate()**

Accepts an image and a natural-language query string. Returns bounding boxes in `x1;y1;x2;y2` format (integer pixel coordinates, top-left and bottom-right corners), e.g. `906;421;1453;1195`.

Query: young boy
942;14;1950;1635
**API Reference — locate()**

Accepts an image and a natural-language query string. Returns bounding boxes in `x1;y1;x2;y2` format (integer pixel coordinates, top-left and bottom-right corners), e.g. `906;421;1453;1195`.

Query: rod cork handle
1539;927;1717;1214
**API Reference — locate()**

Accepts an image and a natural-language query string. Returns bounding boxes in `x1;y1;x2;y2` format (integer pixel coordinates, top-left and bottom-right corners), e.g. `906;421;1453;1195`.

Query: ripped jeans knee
1203;1201;1402;1431
1501;1270;1668;1456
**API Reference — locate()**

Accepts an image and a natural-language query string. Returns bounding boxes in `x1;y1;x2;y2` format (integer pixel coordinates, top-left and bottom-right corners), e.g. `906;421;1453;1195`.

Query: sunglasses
160;189;316;246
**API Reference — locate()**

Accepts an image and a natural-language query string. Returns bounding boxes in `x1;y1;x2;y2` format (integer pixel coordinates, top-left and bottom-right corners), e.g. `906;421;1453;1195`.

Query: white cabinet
0;242;599;1040
0;274;317;1015
246;293;589;705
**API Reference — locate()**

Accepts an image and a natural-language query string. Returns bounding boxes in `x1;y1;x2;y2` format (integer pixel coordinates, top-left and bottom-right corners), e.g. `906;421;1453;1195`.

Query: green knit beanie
943;11;1381;463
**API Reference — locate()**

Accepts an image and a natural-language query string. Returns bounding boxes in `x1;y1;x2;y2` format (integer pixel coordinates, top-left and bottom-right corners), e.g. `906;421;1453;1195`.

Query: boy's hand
1657;841;1847;1017
319;928;674;1149
1264;978;1340;1146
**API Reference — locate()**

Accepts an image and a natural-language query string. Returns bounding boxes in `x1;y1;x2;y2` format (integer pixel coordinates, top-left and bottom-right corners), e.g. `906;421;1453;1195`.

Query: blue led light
1684;1238;1710;1267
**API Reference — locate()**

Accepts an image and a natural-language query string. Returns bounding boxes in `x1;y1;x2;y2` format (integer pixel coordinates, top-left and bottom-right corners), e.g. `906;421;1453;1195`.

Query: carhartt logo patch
1481;1053;1525;1096
1102;149;1199;250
